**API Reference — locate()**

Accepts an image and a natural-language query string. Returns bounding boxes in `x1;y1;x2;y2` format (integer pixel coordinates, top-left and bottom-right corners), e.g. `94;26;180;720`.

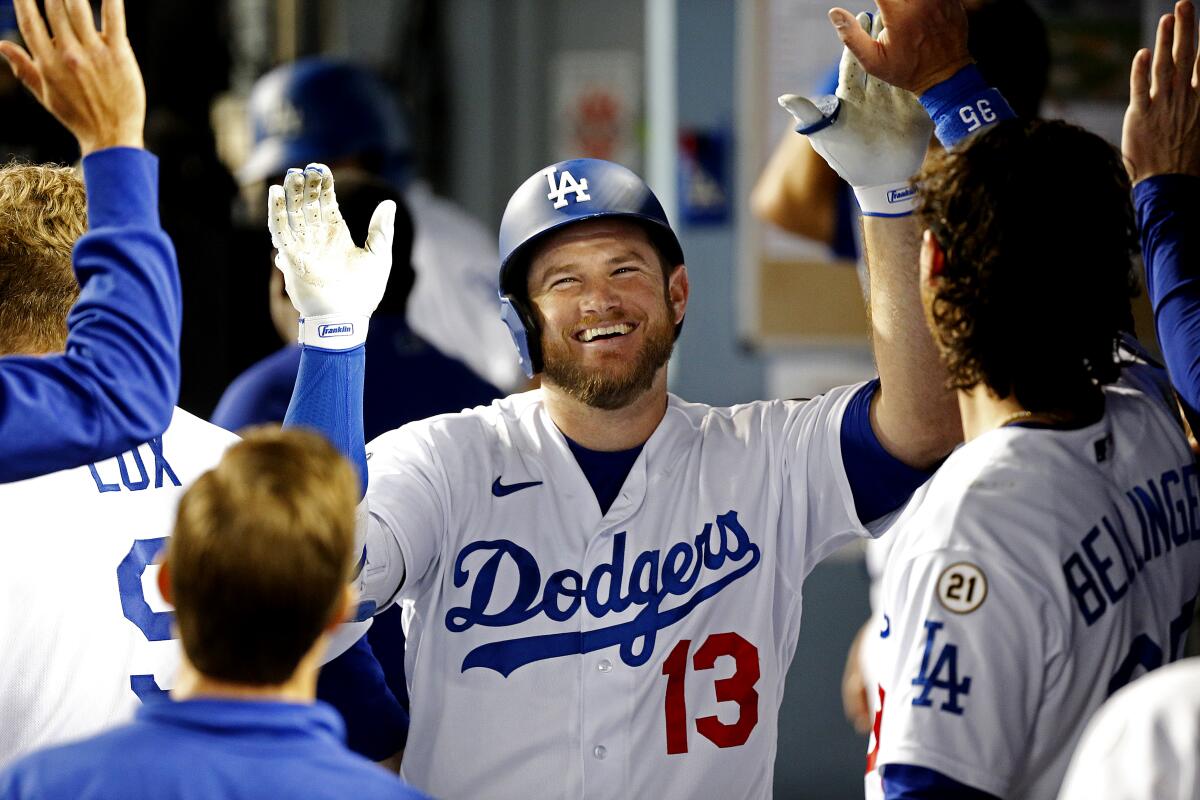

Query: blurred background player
785;1;1200;797
0;159;239;767
0;0;183;480
0;428;427;800
237;57;525;393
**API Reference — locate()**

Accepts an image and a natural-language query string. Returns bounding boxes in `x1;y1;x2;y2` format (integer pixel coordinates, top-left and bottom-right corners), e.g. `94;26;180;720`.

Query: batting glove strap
299;313;369;350
920;65;1016;150
853;182;919;217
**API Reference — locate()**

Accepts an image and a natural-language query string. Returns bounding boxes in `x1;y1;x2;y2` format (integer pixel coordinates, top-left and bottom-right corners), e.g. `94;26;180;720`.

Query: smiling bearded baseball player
267;15;963;797
793;1;1200;799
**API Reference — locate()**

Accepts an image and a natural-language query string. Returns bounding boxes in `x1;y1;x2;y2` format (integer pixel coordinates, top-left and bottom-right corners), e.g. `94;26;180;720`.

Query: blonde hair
0;162;87;355
168;427;359;685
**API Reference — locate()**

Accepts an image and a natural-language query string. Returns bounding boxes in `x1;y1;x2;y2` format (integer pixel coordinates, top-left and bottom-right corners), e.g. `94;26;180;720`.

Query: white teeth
580;323;634;342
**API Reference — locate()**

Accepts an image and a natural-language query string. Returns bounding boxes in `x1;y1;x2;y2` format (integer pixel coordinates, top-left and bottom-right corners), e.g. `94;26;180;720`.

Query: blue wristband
919;65;1016;149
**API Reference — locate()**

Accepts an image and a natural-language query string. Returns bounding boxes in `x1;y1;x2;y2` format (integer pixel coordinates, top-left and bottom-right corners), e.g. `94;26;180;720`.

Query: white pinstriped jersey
1058;657;1200;800
866;365;1200;800
358;384;875;800
0;409;237;767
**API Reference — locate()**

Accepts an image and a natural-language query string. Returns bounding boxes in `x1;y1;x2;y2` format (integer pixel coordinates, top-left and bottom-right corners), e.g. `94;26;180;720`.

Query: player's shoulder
888;435;1059;561
1061;658;1200;800
0;719;154;797
663;382;866;437
162;407;241;452
366;389;541;459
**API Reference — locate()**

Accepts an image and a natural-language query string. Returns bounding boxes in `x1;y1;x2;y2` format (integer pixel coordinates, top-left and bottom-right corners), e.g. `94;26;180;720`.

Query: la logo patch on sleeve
936;562;987;614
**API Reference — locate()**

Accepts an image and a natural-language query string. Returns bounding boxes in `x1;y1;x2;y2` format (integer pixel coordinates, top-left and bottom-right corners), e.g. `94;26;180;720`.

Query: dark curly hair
915;118;1138;410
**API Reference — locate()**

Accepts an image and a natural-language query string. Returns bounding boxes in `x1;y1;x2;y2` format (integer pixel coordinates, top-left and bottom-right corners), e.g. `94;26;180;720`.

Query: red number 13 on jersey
661;631;761;754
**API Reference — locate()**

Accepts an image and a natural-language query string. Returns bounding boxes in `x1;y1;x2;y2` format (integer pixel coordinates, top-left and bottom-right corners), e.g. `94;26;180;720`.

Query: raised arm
1124;1;1200;423
0;0;182;481
781;11;959;470
271;163;395;495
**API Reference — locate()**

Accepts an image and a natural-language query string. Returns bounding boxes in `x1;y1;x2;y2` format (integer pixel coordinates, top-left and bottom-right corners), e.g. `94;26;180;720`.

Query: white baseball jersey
359;385;874;799
0;408;237;767
404;181;525;392
865;364;1200;800
1058;656;1200;800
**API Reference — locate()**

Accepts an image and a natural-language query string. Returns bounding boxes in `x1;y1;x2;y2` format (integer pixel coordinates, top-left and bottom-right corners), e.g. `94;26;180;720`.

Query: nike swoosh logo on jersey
491;477;543;497
880;614;890;638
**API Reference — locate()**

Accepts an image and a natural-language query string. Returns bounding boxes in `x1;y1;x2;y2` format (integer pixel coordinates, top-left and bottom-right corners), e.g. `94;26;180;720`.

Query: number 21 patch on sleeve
936;562;987;614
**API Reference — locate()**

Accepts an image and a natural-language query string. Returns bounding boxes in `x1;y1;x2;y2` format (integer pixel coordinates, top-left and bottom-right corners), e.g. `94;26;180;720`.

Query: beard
540;310;676;411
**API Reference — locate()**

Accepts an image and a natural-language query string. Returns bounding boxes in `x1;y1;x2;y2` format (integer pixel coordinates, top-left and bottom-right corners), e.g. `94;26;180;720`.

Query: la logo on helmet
543;166;591;209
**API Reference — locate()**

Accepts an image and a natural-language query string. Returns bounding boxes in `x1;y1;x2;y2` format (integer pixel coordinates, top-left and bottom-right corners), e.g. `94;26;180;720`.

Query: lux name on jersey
1063;463;1200;625
445;509;761;677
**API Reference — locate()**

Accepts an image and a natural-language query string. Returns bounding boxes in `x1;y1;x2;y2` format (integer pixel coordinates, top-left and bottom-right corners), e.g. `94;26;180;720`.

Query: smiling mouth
576;322;636;343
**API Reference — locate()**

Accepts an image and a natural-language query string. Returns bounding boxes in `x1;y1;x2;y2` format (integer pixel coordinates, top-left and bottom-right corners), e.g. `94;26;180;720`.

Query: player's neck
958;385;1102;440
171;640;324;705
958;387;1022;441
542;369;669;451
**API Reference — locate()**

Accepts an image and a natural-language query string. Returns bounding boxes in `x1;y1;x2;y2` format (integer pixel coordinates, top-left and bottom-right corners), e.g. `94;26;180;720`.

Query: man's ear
921;229;945;282
326;583;358;631
668;264;689;325
156;560;173;604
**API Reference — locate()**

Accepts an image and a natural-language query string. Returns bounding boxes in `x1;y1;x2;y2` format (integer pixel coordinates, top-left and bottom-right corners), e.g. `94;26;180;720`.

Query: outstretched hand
0;0;145;155
779;11;931;214
269;164;395;332
828;0;972;94
1123;0;1200;184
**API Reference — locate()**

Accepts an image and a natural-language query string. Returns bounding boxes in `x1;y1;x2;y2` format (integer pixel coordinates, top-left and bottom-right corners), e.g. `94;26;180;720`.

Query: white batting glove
778;11;932;216
268;163;396;350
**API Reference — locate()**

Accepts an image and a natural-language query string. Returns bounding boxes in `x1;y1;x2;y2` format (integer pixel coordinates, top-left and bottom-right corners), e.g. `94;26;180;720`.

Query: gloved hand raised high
268;163;396;350
778;11;931;216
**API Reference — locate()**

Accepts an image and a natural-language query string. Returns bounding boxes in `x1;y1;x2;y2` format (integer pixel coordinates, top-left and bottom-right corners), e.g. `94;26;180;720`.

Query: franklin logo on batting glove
318;323;354;338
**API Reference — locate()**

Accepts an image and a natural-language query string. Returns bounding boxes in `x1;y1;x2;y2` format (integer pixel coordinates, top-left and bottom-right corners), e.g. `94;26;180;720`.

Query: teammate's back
0;408;238;766
871;364;1200;799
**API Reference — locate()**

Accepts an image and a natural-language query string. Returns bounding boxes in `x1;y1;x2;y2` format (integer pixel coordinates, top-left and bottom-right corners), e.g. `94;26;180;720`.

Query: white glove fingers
778;93;826;128
302;164;324;230
870;7;884;38
284;168;306;239
267;184;294;249
315;163;344;229
364;199;397;259
838;42;867;103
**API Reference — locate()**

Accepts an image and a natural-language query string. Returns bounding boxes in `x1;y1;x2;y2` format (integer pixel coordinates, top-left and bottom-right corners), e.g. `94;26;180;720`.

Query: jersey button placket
581;528;627;800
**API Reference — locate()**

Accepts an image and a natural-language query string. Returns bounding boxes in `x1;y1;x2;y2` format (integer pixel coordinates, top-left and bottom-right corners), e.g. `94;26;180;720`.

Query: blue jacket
0;698;426;800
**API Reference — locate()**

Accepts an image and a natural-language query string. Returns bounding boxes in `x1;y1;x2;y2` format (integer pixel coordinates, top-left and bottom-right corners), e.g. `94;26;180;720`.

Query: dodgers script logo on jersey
445;509;761;676
543;165;590;209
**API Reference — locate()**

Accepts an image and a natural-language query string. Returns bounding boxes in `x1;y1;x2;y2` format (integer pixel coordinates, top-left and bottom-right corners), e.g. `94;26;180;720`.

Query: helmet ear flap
499;293;543;379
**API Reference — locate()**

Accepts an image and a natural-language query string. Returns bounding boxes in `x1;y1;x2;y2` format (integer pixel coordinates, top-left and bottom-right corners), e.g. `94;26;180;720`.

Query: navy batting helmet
240;58;411;186
497;159;685;377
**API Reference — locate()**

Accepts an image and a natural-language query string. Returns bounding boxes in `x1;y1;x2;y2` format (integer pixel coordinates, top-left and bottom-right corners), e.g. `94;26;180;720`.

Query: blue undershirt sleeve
883;764;1002;800
284;346;368;497
317;632;409;760
840;379;935;524
1136;175;1200;422
0;147;180;481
